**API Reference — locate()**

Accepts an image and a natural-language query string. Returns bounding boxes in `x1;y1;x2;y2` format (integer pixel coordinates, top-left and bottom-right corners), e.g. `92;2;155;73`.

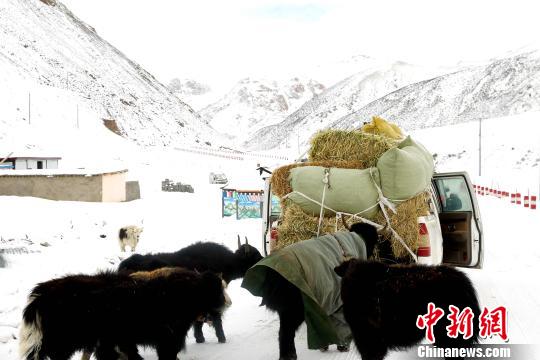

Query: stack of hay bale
270;116;434;261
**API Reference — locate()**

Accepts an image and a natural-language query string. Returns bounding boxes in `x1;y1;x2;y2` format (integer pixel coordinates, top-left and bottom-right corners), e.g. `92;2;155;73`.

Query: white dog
118;225;143;252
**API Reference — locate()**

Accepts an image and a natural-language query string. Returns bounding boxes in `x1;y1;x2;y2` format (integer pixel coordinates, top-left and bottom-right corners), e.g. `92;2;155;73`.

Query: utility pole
478;118;482;177
28;92;31;125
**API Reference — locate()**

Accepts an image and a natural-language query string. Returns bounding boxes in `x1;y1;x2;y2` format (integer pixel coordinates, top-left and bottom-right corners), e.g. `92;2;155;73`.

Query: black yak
242;223;378;360
19;267;229;360
334;259;481;360
118;238;263;344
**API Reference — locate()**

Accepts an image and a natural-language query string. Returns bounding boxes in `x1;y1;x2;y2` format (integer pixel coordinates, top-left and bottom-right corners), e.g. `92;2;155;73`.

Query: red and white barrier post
476;182;537;211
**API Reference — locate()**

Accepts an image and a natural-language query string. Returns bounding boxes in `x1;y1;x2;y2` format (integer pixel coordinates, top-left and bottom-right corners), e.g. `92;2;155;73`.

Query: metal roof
0;168;128;177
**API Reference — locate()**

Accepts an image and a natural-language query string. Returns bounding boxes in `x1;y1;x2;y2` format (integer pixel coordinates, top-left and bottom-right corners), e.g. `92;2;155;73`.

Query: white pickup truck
261;171;483;269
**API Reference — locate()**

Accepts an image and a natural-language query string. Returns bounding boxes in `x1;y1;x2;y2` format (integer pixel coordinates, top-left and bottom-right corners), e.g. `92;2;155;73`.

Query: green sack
287;166;381;219
376;136;434;201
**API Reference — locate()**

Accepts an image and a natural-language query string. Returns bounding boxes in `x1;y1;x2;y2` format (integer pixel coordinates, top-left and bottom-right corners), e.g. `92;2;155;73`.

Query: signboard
222;189;263;219
237;200;262;219
222;190;237;217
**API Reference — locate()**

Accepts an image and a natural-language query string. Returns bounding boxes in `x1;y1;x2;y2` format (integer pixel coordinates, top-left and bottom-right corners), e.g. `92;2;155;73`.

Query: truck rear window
434;177;473;212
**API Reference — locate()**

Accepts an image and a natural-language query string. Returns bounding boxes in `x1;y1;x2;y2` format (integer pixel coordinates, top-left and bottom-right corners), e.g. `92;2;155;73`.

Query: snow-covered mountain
198;77;325;143
243;61;449;151
194;55;401;145
0;0;216;147
168;78;218;111
169;55;381;140
245;51;540;151
332;51;540;131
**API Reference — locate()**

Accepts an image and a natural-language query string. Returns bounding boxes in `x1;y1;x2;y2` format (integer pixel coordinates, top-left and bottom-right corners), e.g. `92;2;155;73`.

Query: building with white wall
0;156;61;170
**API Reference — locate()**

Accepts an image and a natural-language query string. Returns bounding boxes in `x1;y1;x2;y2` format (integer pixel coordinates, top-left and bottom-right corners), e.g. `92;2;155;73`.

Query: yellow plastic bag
361;116;404;140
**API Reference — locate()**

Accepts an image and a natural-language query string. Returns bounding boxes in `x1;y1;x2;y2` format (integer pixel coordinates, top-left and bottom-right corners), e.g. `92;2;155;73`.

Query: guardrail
473;184;537;210
175;146;290;162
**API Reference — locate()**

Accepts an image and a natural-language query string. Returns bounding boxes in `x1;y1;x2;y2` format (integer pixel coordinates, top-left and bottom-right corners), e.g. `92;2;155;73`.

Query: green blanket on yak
241;231;367;349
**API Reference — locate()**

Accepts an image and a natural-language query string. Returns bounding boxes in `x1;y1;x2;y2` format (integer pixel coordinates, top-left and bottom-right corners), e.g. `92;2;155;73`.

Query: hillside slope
244;62;447;150
333;51;540;131
0;0;216;147
245;52;540;151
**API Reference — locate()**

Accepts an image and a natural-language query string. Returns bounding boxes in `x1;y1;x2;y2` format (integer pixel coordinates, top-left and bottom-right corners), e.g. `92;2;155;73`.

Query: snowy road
1;177;539;359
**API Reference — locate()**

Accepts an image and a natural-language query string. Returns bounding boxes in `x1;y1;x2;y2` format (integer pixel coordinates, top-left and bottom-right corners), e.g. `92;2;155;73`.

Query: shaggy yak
334;259;481;360
19;267;229;360
118;225;143;252
118;238;263;344
242;223;378;360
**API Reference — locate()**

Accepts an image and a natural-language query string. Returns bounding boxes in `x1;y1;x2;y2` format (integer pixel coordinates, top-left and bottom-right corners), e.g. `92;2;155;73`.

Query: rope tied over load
368;168;418;262
283;167;418;262
316;168;330;238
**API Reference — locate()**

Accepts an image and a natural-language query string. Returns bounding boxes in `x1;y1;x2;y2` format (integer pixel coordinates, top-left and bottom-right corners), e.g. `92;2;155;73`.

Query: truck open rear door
432;172;483;268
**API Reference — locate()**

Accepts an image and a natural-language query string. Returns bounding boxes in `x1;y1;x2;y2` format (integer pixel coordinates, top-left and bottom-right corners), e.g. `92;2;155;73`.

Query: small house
0;155;61;170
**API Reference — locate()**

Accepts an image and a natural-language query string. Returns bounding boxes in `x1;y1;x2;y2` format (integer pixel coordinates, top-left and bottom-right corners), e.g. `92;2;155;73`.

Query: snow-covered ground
2;2;538;358
412;111;540;192
0;109;539;359
1;137;539;359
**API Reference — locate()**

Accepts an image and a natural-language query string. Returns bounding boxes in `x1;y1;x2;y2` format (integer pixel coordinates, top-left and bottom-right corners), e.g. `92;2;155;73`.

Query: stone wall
0;172;126;202
126;181;141;201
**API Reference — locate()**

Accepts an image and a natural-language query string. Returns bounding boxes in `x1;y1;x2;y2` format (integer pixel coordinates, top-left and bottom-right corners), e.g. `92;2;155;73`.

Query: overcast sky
62;0;540;89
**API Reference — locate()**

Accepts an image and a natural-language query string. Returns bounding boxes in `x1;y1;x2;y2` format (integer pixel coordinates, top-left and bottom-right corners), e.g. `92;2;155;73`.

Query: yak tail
19;295;43;360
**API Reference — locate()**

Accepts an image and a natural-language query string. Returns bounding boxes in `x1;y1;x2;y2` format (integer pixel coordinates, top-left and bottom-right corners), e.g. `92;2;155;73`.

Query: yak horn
244;236;249;245
237;234;241;249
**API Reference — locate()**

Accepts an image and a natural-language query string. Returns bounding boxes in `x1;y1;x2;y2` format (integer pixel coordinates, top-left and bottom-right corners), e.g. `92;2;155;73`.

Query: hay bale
273;201;349;252
309;130;397;165
374;191;430;259
273;192;430;260
270;160;365;198
271;127;429;258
